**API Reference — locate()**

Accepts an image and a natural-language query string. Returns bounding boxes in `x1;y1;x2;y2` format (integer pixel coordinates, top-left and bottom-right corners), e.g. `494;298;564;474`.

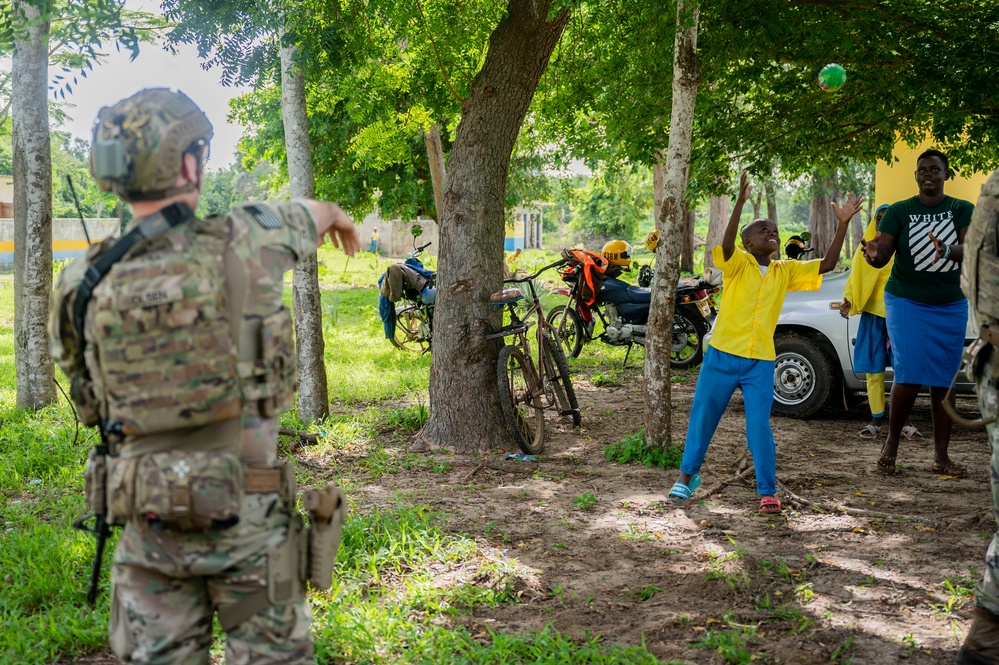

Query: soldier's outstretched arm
301;201;360;255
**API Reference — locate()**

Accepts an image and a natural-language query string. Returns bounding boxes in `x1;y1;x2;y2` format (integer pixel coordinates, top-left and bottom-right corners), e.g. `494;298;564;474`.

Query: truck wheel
772;335;834;418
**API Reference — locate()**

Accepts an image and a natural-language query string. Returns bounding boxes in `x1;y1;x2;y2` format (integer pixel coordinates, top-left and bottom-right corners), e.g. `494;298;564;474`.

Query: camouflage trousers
975;347;999;616
110;492;314;665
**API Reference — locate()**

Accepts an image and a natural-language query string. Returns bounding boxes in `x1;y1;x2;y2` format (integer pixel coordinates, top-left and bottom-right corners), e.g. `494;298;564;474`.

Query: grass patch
604;428;683;469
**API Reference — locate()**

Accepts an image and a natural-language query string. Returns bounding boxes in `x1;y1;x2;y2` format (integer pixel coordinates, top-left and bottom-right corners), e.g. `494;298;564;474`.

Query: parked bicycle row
376;239;721;369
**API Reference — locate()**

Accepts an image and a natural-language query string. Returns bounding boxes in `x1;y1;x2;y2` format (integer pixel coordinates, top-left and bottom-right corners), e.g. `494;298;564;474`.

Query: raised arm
721;171;753;262
820;193;865;274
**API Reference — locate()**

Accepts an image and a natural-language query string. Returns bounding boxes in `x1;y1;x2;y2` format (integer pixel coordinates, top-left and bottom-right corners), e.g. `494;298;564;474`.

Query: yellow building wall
875;139;989;206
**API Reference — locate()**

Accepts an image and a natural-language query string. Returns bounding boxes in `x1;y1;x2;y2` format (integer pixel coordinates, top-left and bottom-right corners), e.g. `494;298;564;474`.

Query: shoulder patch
244;204;285;230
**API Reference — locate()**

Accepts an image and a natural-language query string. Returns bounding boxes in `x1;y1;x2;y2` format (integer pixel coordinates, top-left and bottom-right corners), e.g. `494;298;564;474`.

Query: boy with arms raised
668;172;862;513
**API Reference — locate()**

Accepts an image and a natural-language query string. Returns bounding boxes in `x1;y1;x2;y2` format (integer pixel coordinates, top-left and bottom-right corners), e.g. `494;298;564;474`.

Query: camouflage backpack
81;204;241;437
963;168;999;340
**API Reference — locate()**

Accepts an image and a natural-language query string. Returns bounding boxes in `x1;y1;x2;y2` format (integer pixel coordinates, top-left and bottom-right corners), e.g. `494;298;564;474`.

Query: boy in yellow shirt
669;172;862;513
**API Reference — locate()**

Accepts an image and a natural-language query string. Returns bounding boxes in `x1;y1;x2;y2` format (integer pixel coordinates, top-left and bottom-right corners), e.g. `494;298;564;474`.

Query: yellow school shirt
708;245;822;361
841;218;891;318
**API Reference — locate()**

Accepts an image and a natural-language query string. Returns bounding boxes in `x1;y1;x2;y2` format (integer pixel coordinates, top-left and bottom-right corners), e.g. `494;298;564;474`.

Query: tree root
278;427;319;447
703;464;756;498
777;482;942;526
462;464;485;483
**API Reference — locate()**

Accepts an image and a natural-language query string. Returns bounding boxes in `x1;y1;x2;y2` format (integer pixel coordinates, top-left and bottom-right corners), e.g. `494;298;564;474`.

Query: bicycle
389;241;435;353
486;258;581;454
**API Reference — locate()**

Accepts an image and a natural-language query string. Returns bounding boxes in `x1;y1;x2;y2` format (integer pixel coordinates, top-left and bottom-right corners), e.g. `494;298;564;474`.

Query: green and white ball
818;63;846;91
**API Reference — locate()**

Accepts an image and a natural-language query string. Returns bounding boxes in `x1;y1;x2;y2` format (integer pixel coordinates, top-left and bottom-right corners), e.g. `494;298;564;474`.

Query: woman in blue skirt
862;149;973;476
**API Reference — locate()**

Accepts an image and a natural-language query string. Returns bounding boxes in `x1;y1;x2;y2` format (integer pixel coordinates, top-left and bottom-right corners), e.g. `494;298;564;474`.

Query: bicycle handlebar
409;241;432;257
503;257;569;285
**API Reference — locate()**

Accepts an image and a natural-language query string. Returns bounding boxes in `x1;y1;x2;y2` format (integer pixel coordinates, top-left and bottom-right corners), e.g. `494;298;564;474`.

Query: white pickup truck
771;270;978;418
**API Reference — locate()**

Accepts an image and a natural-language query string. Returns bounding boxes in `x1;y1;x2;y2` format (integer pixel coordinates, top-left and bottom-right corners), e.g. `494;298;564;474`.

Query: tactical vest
963;168;999;332
83;211;241;437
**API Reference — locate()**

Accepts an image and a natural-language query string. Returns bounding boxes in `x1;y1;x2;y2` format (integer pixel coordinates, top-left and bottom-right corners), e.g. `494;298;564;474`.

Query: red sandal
759;496;782;514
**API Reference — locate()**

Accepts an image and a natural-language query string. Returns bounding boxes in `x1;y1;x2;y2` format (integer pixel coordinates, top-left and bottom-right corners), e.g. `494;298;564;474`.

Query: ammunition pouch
106;451;245;531
84;447;114;523
70;371;101;428
239;307;297;418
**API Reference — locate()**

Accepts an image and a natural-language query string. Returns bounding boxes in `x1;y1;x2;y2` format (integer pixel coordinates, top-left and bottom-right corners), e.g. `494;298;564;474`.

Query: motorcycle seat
597;277;651;305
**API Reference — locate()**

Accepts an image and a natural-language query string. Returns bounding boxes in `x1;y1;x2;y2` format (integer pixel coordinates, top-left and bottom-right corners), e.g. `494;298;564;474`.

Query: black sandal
876;454;896;475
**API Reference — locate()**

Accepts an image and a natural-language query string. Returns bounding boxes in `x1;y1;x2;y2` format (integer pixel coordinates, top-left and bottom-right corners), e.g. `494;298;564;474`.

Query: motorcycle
378;241;436;353
548;252;720;368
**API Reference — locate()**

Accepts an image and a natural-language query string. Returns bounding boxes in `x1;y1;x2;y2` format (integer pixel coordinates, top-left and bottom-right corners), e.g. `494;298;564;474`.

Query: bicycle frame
487;258;568;408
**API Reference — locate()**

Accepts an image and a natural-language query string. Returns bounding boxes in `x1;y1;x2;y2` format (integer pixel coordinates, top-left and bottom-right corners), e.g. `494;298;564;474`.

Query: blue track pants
680;346;777;496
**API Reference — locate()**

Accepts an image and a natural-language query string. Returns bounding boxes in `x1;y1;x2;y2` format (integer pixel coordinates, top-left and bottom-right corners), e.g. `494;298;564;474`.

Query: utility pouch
241;307;297;418
268;513;307;605
133;451;244;531
105;455;137;526
83;448;109;517
70;371;101;428
303;486;346;590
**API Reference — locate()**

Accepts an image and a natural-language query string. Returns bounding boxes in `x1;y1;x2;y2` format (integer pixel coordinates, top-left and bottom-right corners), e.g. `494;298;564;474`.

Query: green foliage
693;622;760;665
49;131;121;219
196;158;281;218
571;492;597;510
569;165;652;243
604;428;683;469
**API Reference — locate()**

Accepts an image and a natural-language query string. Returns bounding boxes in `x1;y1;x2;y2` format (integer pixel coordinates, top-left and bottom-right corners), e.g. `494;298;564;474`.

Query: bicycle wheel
542;334;581;426
496;346;545;454
391;304;432;353
669;305;707;369
546;305;584;359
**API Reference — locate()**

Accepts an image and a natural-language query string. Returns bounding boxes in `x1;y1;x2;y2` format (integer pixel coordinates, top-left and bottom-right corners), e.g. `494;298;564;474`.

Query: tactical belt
72;203;195;339
243;467;284;494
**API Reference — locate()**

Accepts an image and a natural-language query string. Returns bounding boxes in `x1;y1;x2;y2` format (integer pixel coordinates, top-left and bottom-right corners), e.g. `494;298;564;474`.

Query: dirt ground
347;365;995;665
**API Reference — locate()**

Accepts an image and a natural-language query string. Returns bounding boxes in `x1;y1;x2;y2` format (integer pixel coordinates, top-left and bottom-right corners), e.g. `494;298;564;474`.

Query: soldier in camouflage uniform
49;88;357;664
956;168;999;665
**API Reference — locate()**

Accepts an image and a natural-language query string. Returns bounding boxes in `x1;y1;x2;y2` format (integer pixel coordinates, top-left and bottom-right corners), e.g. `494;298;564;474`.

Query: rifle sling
72;202;195;339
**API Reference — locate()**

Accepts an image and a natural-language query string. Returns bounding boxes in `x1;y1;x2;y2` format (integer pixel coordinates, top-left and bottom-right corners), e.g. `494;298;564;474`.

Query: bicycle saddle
489;288;524;305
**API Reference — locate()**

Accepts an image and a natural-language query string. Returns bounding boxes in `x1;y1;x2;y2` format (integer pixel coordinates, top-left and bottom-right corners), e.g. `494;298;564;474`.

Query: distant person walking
370;227;380;254
862;149;973;477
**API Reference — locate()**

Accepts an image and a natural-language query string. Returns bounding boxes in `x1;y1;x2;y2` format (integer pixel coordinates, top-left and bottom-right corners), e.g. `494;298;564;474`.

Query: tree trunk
751;190;762;219
12;1;54;409
765;179;777;224
680;201;694;274
418;0;569;452
653;160;665;231
280;39;329;423
807;172;836;259
704;195;727;270
424;123;447;221
644;0;700;449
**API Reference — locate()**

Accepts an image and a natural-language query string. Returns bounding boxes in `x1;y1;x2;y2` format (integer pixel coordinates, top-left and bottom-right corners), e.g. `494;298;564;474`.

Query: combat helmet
602;239;632;269
90;88;213;202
